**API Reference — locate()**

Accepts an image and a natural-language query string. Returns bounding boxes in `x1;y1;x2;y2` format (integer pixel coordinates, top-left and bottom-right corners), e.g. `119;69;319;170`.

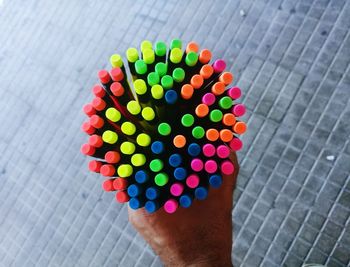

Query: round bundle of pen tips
81;39;246;214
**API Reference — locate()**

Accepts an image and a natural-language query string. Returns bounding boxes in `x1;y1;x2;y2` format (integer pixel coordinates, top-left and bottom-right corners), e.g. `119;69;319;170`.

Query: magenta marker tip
164;199;178;214
233;104;246;117
221;160;234;175
228;87;241;99
186;174;200;188
202;93;216;106
204;160;218;174
170;183;184;196
213;59;226;73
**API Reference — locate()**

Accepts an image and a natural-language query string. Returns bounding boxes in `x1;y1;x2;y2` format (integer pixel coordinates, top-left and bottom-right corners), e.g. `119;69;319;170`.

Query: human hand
128;151;239;267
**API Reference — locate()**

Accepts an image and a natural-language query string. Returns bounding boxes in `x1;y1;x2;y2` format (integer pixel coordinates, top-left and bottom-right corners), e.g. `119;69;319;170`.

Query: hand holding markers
81;39;246;215
129;151;238;266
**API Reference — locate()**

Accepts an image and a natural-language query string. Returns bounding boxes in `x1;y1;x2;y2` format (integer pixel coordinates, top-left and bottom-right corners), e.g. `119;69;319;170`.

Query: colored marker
92;84;106;98
228;86;242;100
145;200;160;213
209;174;223;188
154;41;167;63
81;121;96;135
174;167;187;180
186;174;200;189
170;183;184;196
179;194;193;208
186;41;199;54
103;179;116;192
129;197;143;209
168;47;183;73
187;143;201;157
83;103;96;117
145;187;160;200
116;191;130;203
191;158;204;172
151;140;165;154
232;104;246;117
88;160;102;173
195;186;208;200
233;121;247;135
169;153;183;168
135;170;149;184
202;143;216;157
164;199;178;214
126;47;139;76
216;145;230;159
113;178;128;190
155;62;168;77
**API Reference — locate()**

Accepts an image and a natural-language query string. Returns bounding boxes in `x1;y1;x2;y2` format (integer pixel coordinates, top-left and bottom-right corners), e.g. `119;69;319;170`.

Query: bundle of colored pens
81;39;246;214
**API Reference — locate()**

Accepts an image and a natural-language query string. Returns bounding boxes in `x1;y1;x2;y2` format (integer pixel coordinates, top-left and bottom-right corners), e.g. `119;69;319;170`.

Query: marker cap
170;183;184;196
213;59;226;73
181;114;194;127
170;39;182;49
221;160;235;175
187;143;201;157
117;164;133;177
202;93;216;106
102;130;118;144
141;40;152;52
170;48;183;64
172;68;185;82
219;72;233;85
202;144;216;157
179;194;192;208
169;153;182;167
212;82;226;95
161;75;173;89
105;151;121;163
110;82;124;97
219;96;233;109
81;121;95;135
206;128;220;141
143;48;155;64
121;122;136;136
135;60;148;75
147;72;160;87
228;87;241;99
110;54;123;68
83;104;96;116
92;85;105;98
209;174;223;188
186;41;199;53
141;107;155;121
136;133;151;147
116;191;130;203
229;138;243;151
185;51;198;67
88;160;102;172
100;164;116;177
120;141;136;155
233;104;246;117
209;109;223;122
150;159;164;172
190;74;204;89
98;70;110;84
195;104;209;118
165;90;178;104
131;153;146;166
80;144;95;156
173;135;186;148
113;178;128;190
89;134;103;148
223;113;236;126
151;84;164;99
192;126;205;139
128;184;142;197
186;174;199;188
200;64;214;79
135;170;149;184
91;97;106;111
181;84;194;100
164;199;178;214
174;167;187;180
233;121;247;134
134;79;147;95
129;197;142;209
220;129;234;142
105;107;121;122
199;49;212;64
146;187;159;200
195;187;208;200
154;172;169;186
145;200;159;213
217;145;230;159
204;160;218;174
191;158;204;172
151;141;164;154
110;67;124;82
158;122;171;136
155;41;167;56
126;47;139;63
155;62;167;77
127;100;141;115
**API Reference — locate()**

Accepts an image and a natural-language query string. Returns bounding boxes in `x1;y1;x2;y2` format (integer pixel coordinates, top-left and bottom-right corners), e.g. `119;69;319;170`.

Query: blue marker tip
145;200;159;213
174;167;187;180
187;143;201;157
146;187;159;200
195;187;208;200
165;90;178;104
127;184;142;197
209;174;222;188
169;153;182;167
129;197;142;209
179;194;192;208
151;141;164;154
135;170;149;184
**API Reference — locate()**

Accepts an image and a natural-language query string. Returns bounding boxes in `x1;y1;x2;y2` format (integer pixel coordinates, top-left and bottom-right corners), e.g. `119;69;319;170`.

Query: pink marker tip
170;183;184;196
233;104;246;117
202;93;216;106
202;144;216;157
164;199;178;214
204;160;218;174
191;158;204;172
217;145;230;159
228;87;241;99
213;59;226;73
229;138;243;151
221;160;235;175
186;174;200;188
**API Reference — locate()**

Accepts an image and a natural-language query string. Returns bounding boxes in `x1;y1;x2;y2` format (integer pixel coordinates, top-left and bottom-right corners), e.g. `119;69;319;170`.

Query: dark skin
128;151;239;267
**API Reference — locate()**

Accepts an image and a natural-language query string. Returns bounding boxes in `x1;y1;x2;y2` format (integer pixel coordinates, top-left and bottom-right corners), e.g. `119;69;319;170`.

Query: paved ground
0;0;349;266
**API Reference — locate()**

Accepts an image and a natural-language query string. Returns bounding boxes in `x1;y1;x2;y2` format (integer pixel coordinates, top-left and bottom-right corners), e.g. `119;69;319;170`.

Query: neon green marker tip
136;133;151;147
141;40;153;53
185;51;198;67
155;41;167;56
172;68;185;82
158;122;171;136
155;62;167;77
219;96;233;109
143;48;155;64
117;164;133;177
135;59;148;75
141;107;155;121
102;130;118;144
150;159;164;172
134;79;147;95
110;54;123;68
170;39;182;50
154;172;169;186
181;114;194;127
121;122;136;136
192;126;205;139
151;84;164;100
120;141;136;155
170;48;183;64
126;48;139;63
127;100;141;115
161;75;173;89
105;107;121;122
147;72;160;87
131;153;146;167
210;109;223;122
